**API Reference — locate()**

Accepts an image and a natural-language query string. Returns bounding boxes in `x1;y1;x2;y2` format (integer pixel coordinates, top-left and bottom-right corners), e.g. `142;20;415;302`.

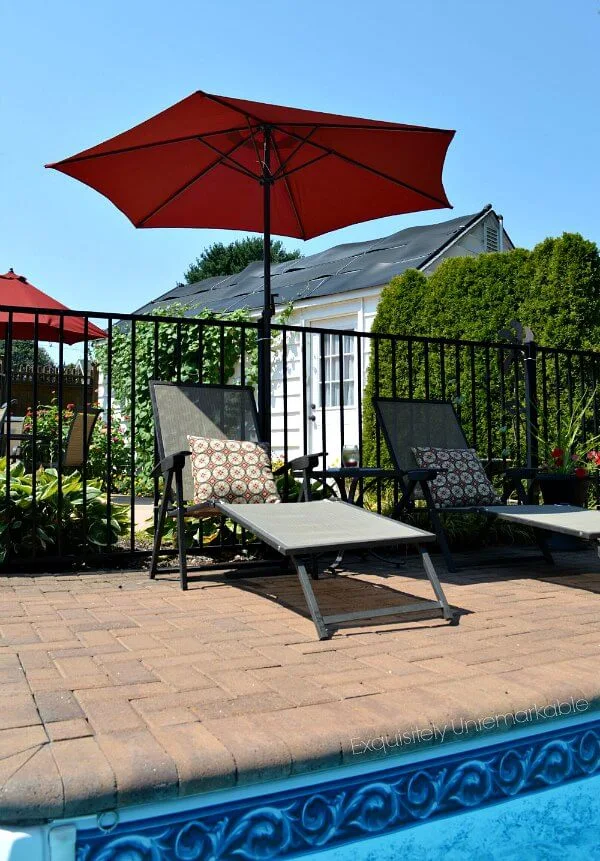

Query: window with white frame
317;331;355;407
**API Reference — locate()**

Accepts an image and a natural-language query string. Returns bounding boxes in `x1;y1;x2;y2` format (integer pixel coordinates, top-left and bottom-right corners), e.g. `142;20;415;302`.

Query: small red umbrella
0;269;107;344
47;90;454;435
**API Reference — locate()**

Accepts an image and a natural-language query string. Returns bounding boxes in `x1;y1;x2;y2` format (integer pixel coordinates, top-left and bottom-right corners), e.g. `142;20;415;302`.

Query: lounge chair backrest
0;402;10;433
6;416;24;459
149;382;262;501
0;399;17;443
375;398;469;472
64;409;102;468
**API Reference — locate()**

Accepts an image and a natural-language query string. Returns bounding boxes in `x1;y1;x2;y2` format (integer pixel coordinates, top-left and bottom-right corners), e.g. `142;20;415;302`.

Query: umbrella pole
258;126;273;443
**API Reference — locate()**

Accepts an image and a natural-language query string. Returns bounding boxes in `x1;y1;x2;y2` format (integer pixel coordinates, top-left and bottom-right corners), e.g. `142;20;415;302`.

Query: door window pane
317;331;355;407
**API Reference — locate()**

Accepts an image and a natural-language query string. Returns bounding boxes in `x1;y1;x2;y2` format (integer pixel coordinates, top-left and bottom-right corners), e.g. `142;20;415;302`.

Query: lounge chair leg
533;528;554;566
174;471;188;590
427;502;458;573
149;472;172;579
292;556;330;640
418;545;458;624
416;480;459;573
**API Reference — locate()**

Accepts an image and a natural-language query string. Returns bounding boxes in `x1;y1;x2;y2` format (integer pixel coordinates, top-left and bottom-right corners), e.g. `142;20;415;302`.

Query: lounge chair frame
215;499;458;639
374;397;553;572
148;381;323;589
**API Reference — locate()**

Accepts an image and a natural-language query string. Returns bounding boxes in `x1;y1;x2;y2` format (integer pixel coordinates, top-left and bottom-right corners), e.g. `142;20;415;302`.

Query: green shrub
0;460;130;564
363;234;600;467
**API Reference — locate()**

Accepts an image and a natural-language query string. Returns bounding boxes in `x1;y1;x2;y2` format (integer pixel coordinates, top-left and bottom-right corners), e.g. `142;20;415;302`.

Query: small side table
322;467;399;506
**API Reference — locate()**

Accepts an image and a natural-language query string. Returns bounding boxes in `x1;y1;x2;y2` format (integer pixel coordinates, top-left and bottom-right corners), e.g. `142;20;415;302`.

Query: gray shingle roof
134;207;492;316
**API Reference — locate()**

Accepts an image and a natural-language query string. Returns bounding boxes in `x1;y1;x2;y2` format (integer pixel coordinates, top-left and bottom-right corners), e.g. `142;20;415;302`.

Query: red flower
575;467;588;479
66;403;75;410
595;454;600;466
555;457;564;467
551;447;564;458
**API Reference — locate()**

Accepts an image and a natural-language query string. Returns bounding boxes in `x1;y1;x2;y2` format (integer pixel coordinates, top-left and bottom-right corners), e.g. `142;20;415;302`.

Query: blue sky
2;0;599;315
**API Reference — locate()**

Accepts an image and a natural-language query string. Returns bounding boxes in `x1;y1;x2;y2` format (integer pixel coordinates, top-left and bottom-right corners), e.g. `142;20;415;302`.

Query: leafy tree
184;237;301;283
0;340;55;367
363;233;600;466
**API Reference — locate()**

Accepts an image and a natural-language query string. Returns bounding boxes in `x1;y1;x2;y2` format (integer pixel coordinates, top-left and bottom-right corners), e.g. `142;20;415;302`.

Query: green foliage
0;340;55;367
363;233;600;467
537;389;600;474
94;304;257;494
86;419;132;492
0;459;130;564
521;233;600;351
184;237;301;283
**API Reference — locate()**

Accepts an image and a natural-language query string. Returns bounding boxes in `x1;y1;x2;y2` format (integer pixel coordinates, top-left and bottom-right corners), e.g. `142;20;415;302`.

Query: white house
133;205;513;462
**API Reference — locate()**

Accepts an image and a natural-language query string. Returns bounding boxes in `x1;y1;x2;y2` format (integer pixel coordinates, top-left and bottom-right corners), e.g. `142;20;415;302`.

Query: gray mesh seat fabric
148;382;322;590
375;398;554;572
151;382;261;504
216;499;458;639
376;400;469;474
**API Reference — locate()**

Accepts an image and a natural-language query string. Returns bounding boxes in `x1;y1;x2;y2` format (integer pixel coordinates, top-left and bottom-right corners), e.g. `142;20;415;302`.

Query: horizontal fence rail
1;303;600;570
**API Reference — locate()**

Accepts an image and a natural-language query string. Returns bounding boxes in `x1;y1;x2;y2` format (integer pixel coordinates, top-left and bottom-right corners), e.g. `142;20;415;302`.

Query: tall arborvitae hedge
363;233;600;465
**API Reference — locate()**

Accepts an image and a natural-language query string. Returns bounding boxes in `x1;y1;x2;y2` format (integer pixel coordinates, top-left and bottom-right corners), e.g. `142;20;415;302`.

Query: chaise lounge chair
54;407;102;470
374;397;564;572
148;382;457;638
148;381;323;589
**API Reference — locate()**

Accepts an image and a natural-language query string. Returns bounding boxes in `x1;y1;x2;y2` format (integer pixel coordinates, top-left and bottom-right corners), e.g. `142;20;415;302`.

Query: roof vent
485;225;499;253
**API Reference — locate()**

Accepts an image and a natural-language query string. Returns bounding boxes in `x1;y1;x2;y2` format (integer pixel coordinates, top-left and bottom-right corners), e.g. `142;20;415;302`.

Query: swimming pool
0;709;579;860
2;709;599;860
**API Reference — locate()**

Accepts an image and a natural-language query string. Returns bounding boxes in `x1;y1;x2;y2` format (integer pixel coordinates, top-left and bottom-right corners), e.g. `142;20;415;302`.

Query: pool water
309;772;600;860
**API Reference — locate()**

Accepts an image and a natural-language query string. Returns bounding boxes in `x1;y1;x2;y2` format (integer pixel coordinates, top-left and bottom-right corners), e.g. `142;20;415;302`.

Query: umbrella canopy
47;90;454;236
47;90;454;436
0;270;107;344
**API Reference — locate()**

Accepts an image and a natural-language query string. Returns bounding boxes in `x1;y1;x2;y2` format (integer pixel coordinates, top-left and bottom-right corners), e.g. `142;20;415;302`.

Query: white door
308;318;359;465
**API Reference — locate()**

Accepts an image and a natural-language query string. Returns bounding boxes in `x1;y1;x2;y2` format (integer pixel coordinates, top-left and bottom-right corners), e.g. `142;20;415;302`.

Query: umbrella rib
135;135;253;227
268;122;450;207
246;118;264;174
276;151;331;180
196;90;452;135
198;135;262;181
270;135;306;240
48;126;258;165
271;126;318;179
54;120;446;167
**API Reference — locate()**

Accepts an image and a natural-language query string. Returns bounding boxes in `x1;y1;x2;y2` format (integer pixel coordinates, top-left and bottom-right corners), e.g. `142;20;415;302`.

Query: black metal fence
2;303;600;570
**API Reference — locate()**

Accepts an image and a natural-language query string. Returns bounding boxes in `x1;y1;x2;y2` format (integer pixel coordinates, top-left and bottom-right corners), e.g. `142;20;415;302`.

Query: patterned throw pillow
412;446;501;508
187;436;281;505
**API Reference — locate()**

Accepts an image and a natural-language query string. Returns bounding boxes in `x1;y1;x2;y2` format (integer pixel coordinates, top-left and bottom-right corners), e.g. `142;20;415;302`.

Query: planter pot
537;475;590;550
537;474;590;507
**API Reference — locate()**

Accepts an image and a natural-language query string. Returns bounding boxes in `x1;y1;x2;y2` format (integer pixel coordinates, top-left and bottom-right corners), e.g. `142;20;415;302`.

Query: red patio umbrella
0;269;107;345
47;90;454;436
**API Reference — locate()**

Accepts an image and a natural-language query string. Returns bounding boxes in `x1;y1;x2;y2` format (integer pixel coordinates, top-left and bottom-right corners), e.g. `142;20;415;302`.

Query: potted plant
536;390;600;508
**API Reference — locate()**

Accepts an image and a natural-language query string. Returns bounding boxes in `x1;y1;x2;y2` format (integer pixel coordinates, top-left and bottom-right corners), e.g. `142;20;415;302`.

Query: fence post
524;339;538;468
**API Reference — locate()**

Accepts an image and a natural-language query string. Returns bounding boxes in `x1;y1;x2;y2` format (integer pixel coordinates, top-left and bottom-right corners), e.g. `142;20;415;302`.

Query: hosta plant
0;459;130;564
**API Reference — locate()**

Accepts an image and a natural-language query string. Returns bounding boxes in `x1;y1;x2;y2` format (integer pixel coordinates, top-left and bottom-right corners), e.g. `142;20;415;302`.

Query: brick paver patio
1;550;600;823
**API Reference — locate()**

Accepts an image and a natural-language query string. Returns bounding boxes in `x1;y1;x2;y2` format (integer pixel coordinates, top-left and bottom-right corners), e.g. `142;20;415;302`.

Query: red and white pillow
412;446;500;508
187;436;281;505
